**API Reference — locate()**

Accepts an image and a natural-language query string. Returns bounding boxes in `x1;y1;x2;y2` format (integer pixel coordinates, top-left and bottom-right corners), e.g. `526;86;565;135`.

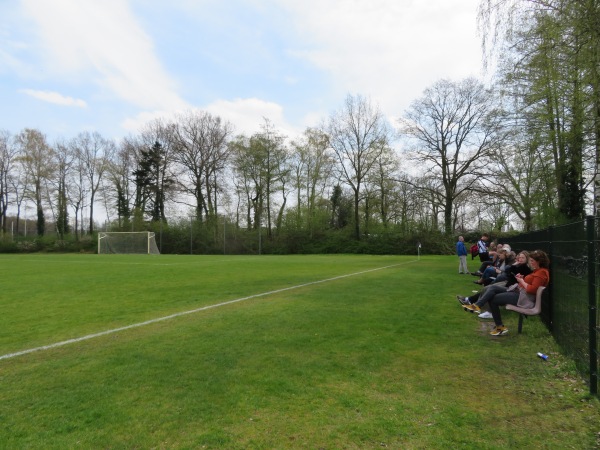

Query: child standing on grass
456;236;468;274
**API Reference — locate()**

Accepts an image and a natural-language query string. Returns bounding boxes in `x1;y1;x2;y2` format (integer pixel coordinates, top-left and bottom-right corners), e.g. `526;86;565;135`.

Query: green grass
0;254;598;448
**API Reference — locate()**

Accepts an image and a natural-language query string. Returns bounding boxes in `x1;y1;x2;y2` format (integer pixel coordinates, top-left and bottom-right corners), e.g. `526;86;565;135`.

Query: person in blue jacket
456;236;468;274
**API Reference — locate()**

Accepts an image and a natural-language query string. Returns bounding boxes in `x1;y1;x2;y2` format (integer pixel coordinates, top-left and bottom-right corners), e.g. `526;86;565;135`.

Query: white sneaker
478;311;493;319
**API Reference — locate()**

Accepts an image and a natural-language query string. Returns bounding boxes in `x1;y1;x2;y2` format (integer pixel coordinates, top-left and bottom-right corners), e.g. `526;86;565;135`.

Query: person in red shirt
487;250;550;336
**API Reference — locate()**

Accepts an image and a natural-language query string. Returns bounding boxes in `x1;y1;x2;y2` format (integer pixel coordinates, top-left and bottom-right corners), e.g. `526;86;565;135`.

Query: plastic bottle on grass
537;352;548;361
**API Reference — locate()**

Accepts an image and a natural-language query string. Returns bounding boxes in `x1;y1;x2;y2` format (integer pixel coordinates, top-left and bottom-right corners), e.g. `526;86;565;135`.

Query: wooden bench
506;286;546;333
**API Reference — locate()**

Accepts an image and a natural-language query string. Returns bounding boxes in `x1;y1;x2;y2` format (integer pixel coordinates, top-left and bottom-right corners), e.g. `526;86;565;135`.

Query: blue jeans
482;266;498;282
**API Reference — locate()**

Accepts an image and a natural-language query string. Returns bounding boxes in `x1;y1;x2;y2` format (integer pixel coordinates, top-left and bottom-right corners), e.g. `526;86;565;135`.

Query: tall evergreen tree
133;141;173;222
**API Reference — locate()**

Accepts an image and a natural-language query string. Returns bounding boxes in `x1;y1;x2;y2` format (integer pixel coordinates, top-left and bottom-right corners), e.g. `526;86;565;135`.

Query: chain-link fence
505;217;599;396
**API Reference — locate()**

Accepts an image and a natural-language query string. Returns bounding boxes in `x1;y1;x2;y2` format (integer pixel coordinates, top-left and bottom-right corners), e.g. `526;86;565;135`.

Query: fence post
548;225;554;331
587;215;598;395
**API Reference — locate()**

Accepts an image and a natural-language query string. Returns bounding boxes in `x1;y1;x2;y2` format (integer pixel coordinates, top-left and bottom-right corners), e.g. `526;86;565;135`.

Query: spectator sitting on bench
486;250;550;336
471;242;503;276
474;248;515;285
459;251;532;317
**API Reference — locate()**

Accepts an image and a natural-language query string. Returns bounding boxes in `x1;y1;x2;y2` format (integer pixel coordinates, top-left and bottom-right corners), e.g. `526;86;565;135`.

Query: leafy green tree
289;128;333;234
329;184;352;229
53;140;74;238
229;120;289;239
255;119;289;238
479;0;600;219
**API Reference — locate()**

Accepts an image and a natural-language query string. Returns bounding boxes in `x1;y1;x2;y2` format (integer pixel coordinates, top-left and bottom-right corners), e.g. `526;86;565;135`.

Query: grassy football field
0;253;598;448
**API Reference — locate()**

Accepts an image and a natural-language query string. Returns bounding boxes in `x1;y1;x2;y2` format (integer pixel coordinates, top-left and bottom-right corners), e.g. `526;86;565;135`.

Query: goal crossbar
98;232;160;254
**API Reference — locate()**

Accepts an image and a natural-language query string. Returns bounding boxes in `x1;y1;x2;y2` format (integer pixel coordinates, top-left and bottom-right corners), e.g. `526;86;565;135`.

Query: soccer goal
98;232;160;254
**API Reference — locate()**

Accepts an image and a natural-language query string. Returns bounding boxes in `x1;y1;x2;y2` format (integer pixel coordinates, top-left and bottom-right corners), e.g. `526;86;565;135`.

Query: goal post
98;232;160;254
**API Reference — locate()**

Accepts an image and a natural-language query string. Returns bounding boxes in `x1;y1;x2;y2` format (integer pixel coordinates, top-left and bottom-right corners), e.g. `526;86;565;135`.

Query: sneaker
490;325;508;336
463;304;481;314
456;295;470;305
478;311;493;319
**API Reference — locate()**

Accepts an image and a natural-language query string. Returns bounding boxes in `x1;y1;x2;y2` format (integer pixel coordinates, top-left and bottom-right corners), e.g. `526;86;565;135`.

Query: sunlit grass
0;254;597;448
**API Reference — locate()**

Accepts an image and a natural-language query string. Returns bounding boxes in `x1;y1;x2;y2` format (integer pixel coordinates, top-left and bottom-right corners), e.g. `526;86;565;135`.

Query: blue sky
0;0;483;142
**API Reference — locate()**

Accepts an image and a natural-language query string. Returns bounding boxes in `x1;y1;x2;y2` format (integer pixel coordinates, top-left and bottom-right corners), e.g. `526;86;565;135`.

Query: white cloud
20;89;87;107
120;110;175;134
205;97;299;137
279;0;483;115
20;0;187;111
7;0;485;142
122;97;301;138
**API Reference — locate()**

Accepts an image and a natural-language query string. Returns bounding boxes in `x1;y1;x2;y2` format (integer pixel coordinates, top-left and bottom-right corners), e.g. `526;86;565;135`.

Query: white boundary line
0;260;418;361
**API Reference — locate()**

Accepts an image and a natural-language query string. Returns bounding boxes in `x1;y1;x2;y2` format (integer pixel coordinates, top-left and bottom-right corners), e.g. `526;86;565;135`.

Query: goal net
98;232;160;254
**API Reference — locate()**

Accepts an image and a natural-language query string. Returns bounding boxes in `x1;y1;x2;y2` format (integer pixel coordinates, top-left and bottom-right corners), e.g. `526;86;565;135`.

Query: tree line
0;0;597;254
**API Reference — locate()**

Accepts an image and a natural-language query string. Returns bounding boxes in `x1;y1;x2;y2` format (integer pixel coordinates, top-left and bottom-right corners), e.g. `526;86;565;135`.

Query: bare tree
398;78;505;234
366;146;400;228
134;119;178;223
478;132;549;231
0;130;19;233
15;128;55;236
68;138;88;239
326;94;393;240
256;119;289;238
71;131;115;234
172;110;233;223
105;138;137;229
388;173;421;234
230;134;257;230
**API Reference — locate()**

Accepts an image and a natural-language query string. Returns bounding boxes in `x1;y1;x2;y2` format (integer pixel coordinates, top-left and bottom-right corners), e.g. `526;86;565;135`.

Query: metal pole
547;225;554;332
587;215;598;395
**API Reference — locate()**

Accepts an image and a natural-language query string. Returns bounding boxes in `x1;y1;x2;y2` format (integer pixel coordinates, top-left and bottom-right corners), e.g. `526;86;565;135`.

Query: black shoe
456;295;470;305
